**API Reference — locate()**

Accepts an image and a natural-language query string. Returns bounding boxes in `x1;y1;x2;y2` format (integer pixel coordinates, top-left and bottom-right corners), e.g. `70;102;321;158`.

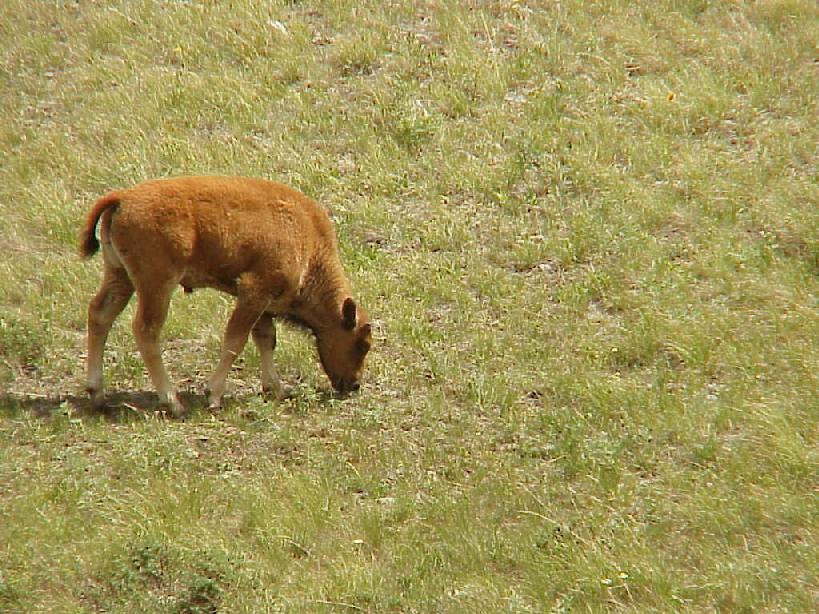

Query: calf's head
317;297;372;394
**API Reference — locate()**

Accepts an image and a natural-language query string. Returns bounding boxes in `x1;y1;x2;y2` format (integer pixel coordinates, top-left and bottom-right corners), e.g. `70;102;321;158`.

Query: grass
1;0;817;611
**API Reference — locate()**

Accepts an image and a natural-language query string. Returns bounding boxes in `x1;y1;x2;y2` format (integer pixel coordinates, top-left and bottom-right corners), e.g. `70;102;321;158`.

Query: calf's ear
342;298;357;330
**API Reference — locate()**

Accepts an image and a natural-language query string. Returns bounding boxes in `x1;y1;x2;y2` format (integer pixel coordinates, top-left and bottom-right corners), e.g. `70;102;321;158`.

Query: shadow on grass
0;385;342;422
0;390;211;422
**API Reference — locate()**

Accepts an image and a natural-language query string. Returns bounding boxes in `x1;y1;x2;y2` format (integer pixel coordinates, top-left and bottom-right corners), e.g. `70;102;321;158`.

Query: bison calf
79;176;372;416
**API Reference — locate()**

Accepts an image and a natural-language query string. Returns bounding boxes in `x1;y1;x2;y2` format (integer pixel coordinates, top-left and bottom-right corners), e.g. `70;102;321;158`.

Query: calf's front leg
252;313;283;399
206;300;263;408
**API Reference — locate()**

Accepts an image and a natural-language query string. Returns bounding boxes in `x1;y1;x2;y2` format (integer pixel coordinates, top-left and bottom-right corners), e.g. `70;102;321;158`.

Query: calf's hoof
261;383;286;401
86;387;106;410
158;393;186;418
205;387;223;410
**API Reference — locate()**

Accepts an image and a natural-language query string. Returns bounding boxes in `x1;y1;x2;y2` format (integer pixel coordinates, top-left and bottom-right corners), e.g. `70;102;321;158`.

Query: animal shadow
1;382;348;423
0;390;210;422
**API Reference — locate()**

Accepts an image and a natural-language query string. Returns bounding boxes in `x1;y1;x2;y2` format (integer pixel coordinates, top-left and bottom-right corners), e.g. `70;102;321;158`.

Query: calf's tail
79;192;121;259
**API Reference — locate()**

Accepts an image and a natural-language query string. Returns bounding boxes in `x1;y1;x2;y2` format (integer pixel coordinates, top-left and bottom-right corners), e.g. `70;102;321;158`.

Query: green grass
1;0;817;611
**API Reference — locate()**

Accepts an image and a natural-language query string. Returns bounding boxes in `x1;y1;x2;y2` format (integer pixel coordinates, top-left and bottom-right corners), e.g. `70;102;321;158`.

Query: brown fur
80;176;372;415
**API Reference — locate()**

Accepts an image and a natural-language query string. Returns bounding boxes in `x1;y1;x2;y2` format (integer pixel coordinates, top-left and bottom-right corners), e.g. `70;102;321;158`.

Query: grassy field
1;0;817;611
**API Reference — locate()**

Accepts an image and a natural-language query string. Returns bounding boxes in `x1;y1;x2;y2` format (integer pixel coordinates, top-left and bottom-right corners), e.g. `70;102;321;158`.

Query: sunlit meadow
1;1;817;611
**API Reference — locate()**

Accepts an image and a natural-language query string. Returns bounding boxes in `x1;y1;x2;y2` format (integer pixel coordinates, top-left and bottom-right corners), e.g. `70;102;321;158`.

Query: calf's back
100;176;341;297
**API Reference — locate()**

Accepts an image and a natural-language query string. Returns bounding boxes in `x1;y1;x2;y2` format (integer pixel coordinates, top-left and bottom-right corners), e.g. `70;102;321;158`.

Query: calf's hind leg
252;313;283;399
132;282;185;416
86;263;134;408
